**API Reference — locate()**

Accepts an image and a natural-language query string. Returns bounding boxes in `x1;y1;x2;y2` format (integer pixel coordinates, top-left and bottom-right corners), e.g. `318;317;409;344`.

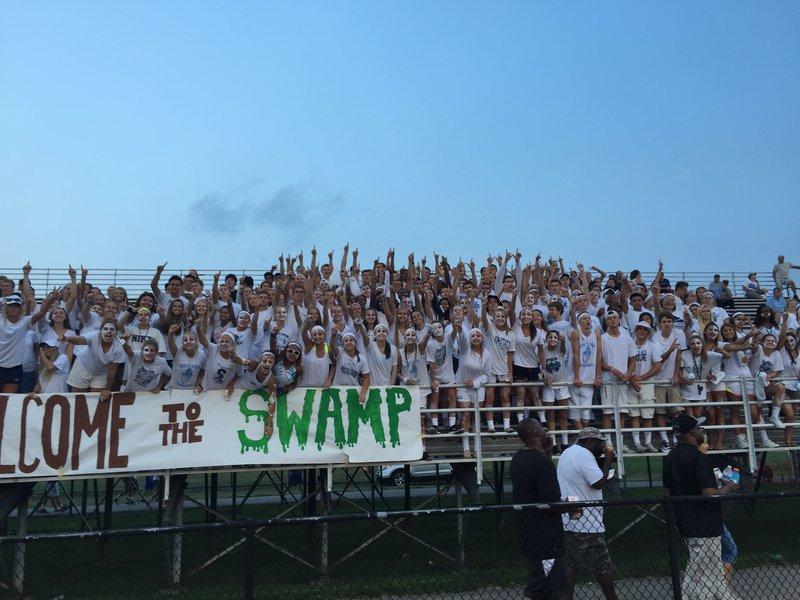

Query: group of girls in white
2;250;799;457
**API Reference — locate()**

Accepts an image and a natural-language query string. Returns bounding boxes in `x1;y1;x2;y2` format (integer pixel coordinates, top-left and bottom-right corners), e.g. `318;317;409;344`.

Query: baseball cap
577;427;605;441
672;412;706;434
634;322;653;332
5;294;23;306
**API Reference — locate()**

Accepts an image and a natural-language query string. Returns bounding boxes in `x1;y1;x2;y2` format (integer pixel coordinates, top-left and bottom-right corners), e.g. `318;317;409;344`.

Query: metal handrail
0;267;781;298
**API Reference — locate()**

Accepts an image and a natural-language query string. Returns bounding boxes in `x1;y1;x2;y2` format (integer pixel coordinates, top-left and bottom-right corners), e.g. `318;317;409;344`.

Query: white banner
0;386;422;480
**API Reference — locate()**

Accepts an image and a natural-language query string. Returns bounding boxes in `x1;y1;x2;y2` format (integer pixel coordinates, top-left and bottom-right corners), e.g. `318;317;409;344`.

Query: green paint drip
386;387;413;448
315;388;346;450
237;389;271;454
346;388;386;448
277;388;316;452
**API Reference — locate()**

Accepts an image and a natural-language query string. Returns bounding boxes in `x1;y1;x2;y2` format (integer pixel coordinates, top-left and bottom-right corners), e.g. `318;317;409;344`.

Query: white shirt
332;351;369;386
301;346;332;387
633;339;659;377
125;352;171;392
38;354;70;393
77;331;126;376
650;329;687;382
600;331;636;381
167;348;206;390
483;321;515;376
557;444;604;533
427;337;455;384
201;342;240;390
513;325;544;369
0;313;32;368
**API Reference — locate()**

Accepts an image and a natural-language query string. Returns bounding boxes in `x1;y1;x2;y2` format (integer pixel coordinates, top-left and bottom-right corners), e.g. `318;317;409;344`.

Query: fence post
739;377;757;472
169;489;183;586
11;496;28;596
611;383;626;479
455;483;466;572
663;498;683;600
244;520;255;600
474;401;484;484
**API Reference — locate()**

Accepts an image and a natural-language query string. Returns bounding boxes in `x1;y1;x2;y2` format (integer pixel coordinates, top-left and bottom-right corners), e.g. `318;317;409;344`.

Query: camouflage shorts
564;532;613;576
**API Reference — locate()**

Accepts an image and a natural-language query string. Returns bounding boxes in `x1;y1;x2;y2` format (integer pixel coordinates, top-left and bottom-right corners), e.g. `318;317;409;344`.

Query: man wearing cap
511;419;568;600
557;427;619;600
742;273;765;299
629;321;662;452
664;413;739;599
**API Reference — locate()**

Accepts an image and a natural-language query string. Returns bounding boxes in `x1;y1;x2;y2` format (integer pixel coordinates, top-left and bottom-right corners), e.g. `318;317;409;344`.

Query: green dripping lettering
386;387;413;447
315;388;346;450
346;388;386;448
277;388;316;452
237;390;271;454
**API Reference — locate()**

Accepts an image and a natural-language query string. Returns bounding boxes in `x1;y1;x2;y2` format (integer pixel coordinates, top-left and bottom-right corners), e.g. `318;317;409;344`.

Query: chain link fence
2;491;800;599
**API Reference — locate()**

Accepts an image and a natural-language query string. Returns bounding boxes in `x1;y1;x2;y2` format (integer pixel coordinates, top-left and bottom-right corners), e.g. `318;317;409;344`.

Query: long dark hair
754;304;778;329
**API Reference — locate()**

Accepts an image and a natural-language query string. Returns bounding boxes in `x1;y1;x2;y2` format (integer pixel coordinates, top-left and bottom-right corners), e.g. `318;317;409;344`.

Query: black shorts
0;365;23;387
513;365;540;383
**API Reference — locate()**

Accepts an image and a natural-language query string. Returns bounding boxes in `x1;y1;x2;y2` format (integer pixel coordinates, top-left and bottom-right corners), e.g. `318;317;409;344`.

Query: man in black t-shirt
510;419;567;600
663;413;739;600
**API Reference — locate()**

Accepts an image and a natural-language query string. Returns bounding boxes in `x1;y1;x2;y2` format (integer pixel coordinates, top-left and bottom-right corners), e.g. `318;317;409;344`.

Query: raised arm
151;262;167;297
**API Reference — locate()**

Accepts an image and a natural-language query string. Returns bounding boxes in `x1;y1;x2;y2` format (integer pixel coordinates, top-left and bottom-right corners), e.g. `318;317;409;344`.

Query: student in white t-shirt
481;301;515;433
677;335;723;419
31;340;70;394
121;338;172;393
166;328;206;390
62;319;126;398
750;333;794;446
628;323;662;453
326;331;370;403
426;321;458;432
510;307;546;426
195;330;241;396
1;291;56;393
569;312;601;432
599;311;636;448
541;330;571;449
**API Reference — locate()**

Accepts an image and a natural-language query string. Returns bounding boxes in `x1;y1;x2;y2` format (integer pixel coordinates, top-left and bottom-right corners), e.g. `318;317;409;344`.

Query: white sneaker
735;435;749;449
645;443;659;453
634;444;648;453
770;414;786;429
760;437;779;448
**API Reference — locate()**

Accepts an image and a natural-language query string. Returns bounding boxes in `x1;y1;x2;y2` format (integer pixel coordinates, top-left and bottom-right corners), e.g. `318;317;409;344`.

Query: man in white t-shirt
557;427;619;600
599;311;636;448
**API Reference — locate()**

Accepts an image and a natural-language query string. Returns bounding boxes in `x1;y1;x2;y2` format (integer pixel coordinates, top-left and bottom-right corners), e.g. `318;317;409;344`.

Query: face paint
430;323;443;337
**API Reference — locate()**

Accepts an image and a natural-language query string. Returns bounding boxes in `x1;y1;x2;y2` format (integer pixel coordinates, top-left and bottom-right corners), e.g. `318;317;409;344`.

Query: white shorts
420;386;432;398
457;387;485;404
628;383;655;419
725;380;754;396
568;385;593;421
542;386;570;403
491;373;511;384
66;359;109;389
601;382;629;415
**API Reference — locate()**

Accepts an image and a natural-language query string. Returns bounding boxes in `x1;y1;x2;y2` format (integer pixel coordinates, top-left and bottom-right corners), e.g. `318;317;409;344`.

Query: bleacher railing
0;267;778;297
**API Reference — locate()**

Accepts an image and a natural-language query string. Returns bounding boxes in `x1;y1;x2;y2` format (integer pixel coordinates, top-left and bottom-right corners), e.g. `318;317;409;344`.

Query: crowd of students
1;251;799;458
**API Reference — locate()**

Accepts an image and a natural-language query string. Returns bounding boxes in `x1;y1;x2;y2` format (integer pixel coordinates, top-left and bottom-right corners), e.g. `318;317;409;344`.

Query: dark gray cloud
190;183;344;234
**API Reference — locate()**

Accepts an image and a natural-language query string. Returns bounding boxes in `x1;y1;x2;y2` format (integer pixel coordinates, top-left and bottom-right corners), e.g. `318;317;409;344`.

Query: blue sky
2;2;798;272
